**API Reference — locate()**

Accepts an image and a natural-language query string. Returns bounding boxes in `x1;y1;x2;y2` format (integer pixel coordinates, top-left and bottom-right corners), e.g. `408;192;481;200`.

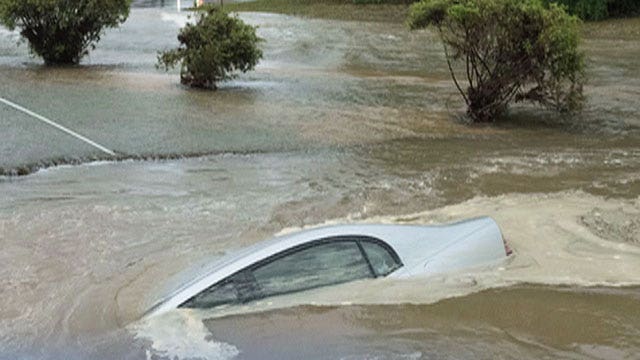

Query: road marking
0;96;116;156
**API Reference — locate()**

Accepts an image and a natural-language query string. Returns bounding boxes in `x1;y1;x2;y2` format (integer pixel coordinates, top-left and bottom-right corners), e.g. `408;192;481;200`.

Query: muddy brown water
0;7;639;360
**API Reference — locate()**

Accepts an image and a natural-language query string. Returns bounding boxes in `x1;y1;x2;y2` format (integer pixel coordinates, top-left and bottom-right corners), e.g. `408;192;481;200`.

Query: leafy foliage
607;0;640;17
158;6;263;90
408;0;586;122
543;0;640;21
547;0;607;20
0;0;131;65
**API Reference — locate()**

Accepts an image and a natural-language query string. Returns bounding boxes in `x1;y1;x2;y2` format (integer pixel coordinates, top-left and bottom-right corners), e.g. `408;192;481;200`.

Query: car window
180;279;238;309
251;241;373;299
360;240;402;276
179;238;397;310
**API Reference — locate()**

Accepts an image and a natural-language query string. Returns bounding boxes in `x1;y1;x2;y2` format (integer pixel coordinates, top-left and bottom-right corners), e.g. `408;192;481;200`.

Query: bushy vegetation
408;0;586;123
607;0;640;17
352;0;640;19
0;0;131;65
158;6;263;90
544;0;640;21
546;0;607;20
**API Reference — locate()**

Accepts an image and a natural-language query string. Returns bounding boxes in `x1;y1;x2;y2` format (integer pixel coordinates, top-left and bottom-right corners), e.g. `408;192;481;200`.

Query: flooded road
1;6;639;360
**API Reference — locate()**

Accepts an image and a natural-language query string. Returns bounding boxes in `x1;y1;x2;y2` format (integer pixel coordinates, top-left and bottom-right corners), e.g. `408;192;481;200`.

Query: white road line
0;96;116;156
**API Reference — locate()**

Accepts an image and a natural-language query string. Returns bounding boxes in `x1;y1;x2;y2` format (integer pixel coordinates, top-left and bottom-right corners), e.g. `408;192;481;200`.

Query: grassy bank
581;16;640;40
224;0;412;23
224;0;640;24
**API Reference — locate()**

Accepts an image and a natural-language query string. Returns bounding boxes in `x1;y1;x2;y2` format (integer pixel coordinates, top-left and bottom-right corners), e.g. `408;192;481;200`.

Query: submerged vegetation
408;0;586;122
0;0;131;65
158;5;263;89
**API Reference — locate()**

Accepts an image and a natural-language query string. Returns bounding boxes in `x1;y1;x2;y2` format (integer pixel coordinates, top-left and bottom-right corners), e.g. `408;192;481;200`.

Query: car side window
179;238;401;310
250;241;373;299
360;240;402;277
180;279;238;309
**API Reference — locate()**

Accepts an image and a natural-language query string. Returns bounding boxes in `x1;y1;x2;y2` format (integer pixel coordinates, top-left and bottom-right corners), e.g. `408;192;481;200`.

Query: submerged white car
146;216;511;317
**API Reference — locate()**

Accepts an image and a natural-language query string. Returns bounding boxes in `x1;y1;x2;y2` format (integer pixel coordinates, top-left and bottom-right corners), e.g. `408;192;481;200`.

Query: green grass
581;16;640;40
221;0;640;25
223;0;413;23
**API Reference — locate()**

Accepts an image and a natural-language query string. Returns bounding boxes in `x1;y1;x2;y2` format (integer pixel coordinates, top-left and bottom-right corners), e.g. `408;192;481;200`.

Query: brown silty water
0;7;639;360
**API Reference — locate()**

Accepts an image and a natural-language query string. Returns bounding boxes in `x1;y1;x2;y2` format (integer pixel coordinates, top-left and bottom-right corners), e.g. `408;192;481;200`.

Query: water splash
132;310;240;360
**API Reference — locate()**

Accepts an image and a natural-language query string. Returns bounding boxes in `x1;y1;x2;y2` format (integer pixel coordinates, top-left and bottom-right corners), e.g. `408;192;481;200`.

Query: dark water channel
0;6;639;360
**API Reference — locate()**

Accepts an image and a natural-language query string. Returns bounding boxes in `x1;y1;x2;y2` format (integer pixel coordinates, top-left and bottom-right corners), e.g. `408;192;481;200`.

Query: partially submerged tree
408;0;586;122
158;6;263;90
0;0;131;65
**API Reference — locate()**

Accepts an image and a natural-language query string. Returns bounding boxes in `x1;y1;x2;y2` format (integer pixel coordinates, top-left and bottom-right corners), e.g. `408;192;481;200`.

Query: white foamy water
132;310;239;360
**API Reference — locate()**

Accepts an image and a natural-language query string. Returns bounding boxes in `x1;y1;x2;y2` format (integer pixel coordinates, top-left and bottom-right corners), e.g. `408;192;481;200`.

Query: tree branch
439;27;469;106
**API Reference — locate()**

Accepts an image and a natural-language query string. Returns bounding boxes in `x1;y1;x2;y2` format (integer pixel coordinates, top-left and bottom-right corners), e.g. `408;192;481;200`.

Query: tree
0;0;131;65
157;6;263;90
408;0;586;122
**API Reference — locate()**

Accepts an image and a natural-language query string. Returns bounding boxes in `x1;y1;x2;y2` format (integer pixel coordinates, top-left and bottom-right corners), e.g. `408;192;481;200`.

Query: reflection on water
0;6;639;360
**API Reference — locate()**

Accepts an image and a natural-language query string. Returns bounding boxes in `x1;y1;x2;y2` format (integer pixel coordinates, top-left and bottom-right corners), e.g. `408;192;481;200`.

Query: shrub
408;0;586;123
157;6;263;90
0;0;131;65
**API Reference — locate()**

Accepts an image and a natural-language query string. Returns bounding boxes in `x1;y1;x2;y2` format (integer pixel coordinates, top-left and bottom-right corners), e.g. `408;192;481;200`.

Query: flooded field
1;5;639;360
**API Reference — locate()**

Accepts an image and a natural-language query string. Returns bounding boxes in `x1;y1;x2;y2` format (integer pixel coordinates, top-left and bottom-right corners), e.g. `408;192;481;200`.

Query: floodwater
1;5;639;360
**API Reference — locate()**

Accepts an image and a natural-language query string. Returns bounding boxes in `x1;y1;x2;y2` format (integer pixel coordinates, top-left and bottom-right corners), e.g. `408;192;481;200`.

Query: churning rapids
1;4;639;360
